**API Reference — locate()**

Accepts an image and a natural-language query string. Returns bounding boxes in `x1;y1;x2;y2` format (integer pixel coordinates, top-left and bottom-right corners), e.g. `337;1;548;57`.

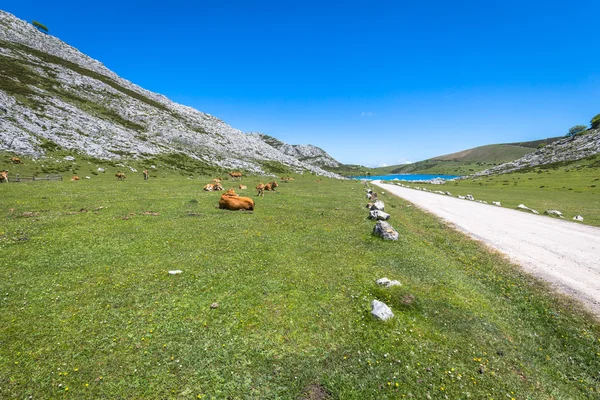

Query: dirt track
373;181;600;316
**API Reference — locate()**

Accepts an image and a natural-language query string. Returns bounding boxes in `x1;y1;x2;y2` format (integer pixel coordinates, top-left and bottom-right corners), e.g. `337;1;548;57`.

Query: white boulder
465;194;474;201
517;204;539;214
370;200;385;211
573;215;584;221
371;300;394;321
376;278;401;287
368;210;391;221
544;210;564;218
492;201;501;207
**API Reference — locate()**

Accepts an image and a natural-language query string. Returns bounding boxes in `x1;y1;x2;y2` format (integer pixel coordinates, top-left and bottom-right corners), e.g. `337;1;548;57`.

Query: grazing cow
10;157;21;164
228;171;242;180
71;175;80;181
143;169;149;180
0;170;8;183
238;184;247;190
218;194;254;211
115;172;126;181
256;183;265;197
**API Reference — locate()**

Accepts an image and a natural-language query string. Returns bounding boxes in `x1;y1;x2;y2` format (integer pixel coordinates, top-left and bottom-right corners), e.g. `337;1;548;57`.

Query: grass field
391;153;600;227
2;171;600;399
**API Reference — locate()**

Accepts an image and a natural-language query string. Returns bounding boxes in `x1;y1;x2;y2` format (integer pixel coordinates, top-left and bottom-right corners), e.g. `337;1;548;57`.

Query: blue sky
3;1;599;166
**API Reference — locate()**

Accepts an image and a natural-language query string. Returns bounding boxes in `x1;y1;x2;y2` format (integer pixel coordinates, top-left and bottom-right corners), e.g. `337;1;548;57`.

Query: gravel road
373;181;600;316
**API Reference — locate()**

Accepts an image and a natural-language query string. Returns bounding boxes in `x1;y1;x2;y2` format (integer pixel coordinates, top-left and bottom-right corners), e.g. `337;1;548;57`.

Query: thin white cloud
360;112;374;117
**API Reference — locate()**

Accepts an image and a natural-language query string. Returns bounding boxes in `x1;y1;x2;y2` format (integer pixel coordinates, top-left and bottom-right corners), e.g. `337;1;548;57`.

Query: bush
567;125;587;137
591;114;600;129
31;20;49;33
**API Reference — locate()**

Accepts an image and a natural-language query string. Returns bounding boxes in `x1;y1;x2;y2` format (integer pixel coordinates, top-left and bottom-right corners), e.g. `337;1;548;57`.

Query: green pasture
393;153;600;227
1;171;600;399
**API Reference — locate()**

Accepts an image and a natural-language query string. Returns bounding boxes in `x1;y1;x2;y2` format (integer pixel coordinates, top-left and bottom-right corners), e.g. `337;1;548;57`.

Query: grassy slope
1;172;600;399
390;153;600;227
368;139;561;177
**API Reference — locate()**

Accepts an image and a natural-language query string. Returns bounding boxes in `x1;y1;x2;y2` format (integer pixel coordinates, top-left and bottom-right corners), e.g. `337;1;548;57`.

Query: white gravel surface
374;181;600;316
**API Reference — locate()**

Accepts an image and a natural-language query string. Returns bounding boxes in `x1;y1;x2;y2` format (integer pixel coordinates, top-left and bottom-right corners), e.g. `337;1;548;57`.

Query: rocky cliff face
473;129;600;176
0;10;341;177
256;133;341;168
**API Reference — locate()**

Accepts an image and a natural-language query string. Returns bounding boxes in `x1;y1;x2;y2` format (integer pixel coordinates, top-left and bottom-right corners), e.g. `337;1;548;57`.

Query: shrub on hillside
32;20;49;33
591;114;600;129
566;125;587;137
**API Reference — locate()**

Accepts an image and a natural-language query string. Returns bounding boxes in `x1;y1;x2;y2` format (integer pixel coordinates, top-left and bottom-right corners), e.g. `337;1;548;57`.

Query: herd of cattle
202;172;291;211
1;160;299;212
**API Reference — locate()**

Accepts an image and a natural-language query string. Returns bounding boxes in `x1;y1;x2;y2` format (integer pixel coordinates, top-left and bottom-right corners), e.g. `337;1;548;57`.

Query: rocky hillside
0;11;341;177
473;129;600;176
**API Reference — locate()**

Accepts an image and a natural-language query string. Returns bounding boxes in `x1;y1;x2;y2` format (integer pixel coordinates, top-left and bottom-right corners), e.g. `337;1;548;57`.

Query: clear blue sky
3;1;599;166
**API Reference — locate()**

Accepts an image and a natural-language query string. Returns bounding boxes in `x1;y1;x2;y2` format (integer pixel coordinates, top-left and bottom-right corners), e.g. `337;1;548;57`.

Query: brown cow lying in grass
115;172;126;180
0;170;8;183
218;193;254;211
264;181;278;191
238;184;247;190
256;183;265;197
203;183;224;191
71;175;80;181
10;157;21;164
281;177;294;182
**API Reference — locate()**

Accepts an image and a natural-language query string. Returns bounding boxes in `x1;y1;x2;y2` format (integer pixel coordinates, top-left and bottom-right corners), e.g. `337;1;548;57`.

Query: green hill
362;137;562;176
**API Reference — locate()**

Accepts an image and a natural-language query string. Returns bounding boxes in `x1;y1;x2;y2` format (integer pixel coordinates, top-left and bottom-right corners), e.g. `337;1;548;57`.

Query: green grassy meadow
392;154;600;227
2;170;600;399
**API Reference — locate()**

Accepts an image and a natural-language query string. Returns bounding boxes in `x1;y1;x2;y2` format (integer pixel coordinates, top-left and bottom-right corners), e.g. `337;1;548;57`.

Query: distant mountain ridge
0;10;341;177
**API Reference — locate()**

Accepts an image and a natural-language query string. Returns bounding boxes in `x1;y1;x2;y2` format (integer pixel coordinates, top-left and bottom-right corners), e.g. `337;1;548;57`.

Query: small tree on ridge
566;125;587;137
592;113;600;130
32;20;49;33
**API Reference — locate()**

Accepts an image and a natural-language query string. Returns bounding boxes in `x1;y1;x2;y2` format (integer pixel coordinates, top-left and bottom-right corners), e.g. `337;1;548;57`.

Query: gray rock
376;278;401;287
168;270;182;275
457;195;466;199
97;167;105;172
492;201;501;206
573;215;584;221
371;300;394;320
517;204;539;214
64;156;75;161
544;209;564;218
370;200;385;211
373;221;399;241
369;210;391;221
465;194;474;201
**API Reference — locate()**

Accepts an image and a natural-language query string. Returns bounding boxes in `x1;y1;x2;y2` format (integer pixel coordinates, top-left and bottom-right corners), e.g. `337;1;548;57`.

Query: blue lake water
352;174;460;181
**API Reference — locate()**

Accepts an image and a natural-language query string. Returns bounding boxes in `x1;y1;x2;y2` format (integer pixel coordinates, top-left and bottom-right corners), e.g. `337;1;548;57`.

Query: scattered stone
544;210;564;218
370;200;385;211
402;294;415;305
492;201;501;207
376;277;401;287
478;364;486;374
445;191;452;196
371;300;394;321
458;195;466;199
85;176;91;179
465;194;474;201
168;270;182;275
476;200;488;204
517;204;539;214
573;215;584;221
366;193;372;200
150;165;156;169
368;210;391;221
64;156;75;161
373;221;399;241
210;302;219;309
97;167;105;172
